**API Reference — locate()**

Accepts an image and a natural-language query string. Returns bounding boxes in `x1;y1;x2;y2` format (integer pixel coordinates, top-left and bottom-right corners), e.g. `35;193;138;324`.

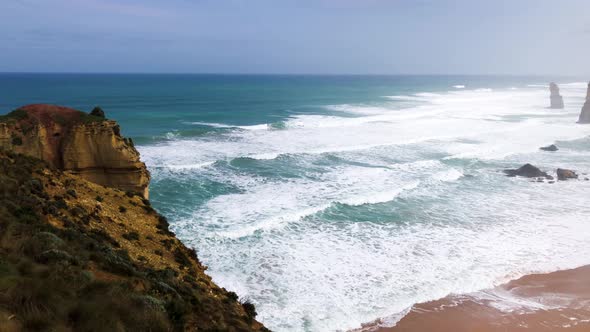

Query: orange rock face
0;104;150;197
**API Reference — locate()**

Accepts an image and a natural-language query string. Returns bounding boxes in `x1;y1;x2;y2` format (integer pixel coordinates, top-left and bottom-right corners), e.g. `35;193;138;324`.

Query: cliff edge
0;104;150;198
0;104;268;331
0;151;266;331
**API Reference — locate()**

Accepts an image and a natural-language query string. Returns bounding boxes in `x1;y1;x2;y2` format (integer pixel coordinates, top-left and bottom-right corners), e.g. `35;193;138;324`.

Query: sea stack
0;104;151;197
578;82;590;123
549;82;564;109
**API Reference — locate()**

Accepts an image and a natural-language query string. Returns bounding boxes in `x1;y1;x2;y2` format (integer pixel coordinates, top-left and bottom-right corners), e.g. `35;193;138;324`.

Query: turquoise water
2;74;590;331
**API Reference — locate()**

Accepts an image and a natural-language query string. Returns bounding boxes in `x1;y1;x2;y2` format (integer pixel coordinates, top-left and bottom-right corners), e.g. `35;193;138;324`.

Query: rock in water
540;144;558;152
0;104;150;197
578;82;590;123
556;168;578;181
504;164;552;179
549;82;564;109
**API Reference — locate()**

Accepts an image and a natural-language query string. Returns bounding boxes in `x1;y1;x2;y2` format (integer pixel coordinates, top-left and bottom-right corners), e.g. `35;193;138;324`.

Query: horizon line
0;71;585;78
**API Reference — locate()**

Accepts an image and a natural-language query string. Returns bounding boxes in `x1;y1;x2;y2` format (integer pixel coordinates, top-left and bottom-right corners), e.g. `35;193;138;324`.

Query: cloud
20;0;171;18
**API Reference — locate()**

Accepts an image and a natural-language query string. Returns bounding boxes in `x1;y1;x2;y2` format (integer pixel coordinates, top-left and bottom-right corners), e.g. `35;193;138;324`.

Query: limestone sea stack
0;104;150;197
578;82;590;123
549;82;564;109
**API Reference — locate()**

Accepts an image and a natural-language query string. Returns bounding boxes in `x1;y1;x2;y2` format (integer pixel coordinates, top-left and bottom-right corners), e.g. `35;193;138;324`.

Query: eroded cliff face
0;104;150;197
0;150;266;331
549;82;564;109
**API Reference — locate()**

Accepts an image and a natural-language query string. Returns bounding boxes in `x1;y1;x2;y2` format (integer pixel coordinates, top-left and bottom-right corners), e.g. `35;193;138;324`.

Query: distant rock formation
0;104;150;197
503;164;553;180
549;82;564;109
578;82;590;123
540;144;558;152
557;168;578;181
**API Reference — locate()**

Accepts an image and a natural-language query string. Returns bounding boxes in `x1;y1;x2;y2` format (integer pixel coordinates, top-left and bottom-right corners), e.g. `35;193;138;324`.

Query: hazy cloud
1;0;589;75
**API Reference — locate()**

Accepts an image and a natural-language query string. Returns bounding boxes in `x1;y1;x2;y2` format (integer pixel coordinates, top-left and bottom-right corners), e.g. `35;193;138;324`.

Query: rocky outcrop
503;164;553;180
578;82;590;123
0;104;150;197
0;151;266;331
557;168;578;181
549;82;564;109
540;144;558;152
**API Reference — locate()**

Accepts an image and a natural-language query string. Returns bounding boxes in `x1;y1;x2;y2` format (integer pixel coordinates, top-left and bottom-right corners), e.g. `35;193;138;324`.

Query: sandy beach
359;265;590;332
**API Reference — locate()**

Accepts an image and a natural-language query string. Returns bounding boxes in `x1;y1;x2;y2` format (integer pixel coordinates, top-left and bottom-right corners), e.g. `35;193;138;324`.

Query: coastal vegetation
0;127;266;330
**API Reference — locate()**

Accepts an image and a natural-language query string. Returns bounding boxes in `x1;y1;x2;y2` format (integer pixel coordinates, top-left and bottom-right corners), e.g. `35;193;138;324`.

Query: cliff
579;82;590;123
549;82;564;109
0;104;150;197
0;150;267;331
0;104;268;331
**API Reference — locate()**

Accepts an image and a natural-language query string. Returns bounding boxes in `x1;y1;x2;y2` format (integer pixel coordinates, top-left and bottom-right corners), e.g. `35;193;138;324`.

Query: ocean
1;74;590;331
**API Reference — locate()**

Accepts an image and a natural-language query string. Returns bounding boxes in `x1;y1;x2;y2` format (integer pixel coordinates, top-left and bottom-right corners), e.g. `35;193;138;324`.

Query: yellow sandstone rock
0;104;150;197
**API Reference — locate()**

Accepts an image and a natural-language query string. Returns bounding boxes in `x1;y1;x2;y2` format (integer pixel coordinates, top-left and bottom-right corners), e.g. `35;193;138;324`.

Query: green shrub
173;248;191;268
14;206;38;224
11;136;23;146
242;300;257;320
226;291;239;301
0;109;28;123
78;113;104;124
122;231;140;241
89;106;105;118
53;197;68;210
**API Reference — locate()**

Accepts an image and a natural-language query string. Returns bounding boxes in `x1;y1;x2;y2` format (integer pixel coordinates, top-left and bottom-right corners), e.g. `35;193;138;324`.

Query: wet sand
359;265;590;332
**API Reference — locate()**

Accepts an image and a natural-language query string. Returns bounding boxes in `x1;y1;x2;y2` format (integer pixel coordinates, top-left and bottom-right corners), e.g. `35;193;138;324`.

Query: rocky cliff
0;149;267;331
549;82;564;109
0;104;150;197
579;82;590;123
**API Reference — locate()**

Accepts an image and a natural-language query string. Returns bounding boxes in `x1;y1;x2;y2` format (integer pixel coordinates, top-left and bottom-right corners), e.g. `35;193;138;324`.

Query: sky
1;0;589;75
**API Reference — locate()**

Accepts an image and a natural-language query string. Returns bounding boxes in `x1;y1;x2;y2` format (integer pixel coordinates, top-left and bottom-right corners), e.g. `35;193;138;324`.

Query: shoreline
356;265;590;332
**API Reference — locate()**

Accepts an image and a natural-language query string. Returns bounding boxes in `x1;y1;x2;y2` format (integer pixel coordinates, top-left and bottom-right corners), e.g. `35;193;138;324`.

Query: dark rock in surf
549;82;564;109
578;82;590;123
540;144;558;152
556;168;578;181
503;164;552;179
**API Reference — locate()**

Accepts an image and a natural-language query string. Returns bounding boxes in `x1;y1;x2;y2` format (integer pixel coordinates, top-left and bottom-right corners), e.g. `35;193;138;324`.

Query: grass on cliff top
0;109;28;123
78;113;106;124
0;108;105;126
51;112;105;126
0;151;266;332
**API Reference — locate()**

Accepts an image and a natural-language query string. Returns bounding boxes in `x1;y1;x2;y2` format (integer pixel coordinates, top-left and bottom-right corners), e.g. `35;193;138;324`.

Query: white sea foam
559;82;588;88
431;168;463;182
453;85;465;89
140;82;590;331
384;95;427;101
190;121;269;130
164;161;215;170
179;191;590;332
337;181;420;207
